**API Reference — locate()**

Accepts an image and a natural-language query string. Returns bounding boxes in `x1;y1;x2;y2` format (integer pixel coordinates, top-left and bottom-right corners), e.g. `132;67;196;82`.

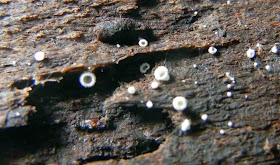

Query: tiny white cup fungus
138;38;148;47
225;72;231;77
227;92;233;97
201;114;208;121
230;77;235;82
227;84;233;89
246;48;256;59
154;66;170;81
271;45;278;54
151;81;159;89
181;119;191;132
208;46;217;55
34;51;45;61
256;43;262;49
220;129;226;135
15;112;21;117
265;65;272;72
172;96;188;111
140;62;150;73
79;72;96;88
12;61;17;66
127;86;136;94
146;100;153;109
228;121;233;127
253;62;259;68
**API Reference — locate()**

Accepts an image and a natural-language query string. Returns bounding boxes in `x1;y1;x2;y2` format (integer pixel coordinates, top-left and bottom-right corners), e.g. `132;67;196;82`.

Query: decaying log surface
0;0;280;164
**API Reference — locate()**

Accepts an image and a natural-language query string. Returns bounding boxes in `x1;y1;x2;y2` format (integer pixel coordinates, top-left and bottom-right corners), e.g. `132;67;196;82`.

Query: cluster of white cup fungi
75;41;280;136
152;65;191;132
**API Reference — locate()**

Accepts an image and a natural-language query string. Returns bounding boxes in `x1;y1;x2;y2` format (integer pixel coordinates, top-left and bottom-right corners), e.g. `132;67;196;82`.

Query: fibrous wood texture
0;0;280;164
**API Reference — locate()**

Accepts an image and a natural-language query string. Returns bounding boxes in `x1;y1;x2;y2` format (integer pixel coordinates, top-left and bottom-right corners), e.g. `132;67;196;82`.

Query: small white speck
225;72;231;77
154;66;170;81
228;121;233;127
193;64;197;68
15;112;21;117
138;38;148;47
203;25;207;28
229;77;235;82
253;62;259;68
194;81;198;85
34;51;45;61
245;95;248;100
220;129;226;135
208;46;217;55
182;80;186;83
151;81;159;89
227;92;233;97
12;61;17;66
127;86;136;94
201;114;208;121
116;44;121;48
27;62;31;66
227;84;233;89
265;65;272;72
271;45;278;54
225;72;235;83
227;0;231;4
87;67;91;70
246;48;256;59
146;100;153;109
256;43;262;48
194;11;198;16
181;119;191;132
172;96;188;111
140;62;150;73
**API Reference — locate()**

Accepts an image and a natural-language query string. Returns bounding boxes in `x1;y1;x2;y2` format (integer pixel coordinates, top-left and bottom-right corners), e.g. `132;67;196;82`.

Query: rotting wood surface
0;0;280;164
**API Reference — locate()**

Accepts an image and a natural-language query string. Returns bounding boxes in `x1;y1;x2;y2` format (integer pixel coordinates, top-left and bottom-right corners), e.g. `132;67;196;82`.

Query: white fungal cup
265;65;272;72
181;119;191;132
79;72;96;88
220;129;225;135
34;51;45;61
201;114;208;121
246;48;255;59
154;66;170;81
271;45;278;54
146;100;153;109
208;46;217;55
138;39;148;47
151;81;159;89
127;86;136;94
140;62;150;73
172;96;188;111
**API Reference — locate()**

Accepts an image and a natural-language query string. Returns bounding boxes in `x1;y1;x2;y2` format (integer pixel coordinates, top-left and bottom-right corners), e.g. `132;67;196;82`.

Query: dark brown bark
0;0;279;164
